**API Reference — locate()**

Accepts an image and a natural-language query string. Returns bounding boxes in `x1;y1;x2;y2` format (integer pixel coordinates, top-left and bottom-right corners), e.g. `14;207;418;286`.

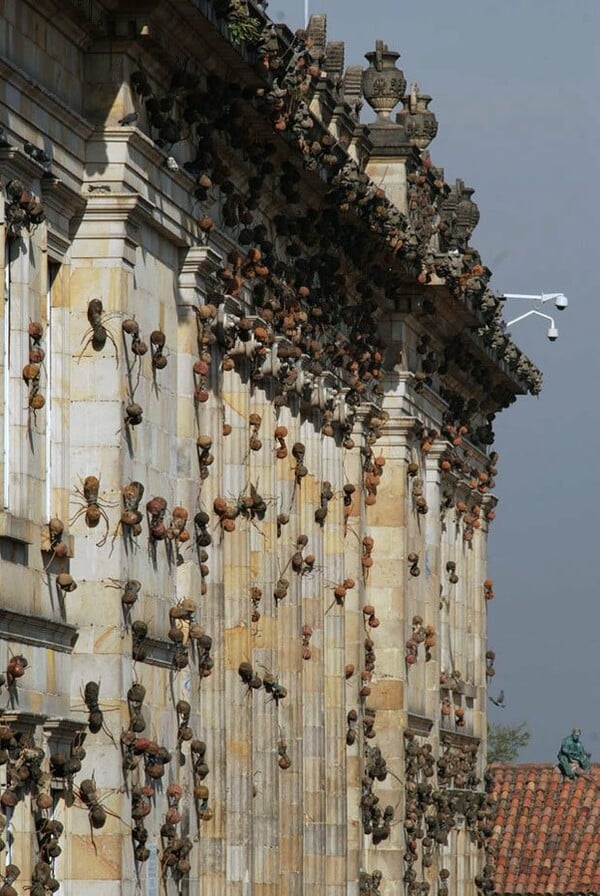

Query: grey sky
274;0;600;761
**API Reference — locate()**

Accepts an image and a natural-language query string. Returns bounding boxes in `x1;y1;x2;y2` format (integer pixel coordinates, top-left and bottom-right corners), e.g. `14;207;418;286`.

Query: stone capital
424;439;452;462
42;175;86;258
70;191;153;266
374;415;419;459
178;244;224;305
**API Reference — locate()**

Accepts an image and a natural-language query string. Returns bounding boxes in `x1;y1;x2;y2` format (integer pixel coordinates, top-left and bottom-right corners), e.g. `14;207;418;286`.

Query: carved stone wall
0;3;525;895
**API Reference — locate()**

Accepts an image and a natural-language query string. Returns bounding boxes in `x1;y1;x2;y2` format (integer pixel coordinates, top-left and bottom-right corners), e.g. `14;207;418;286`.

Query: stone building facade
0;2;541;895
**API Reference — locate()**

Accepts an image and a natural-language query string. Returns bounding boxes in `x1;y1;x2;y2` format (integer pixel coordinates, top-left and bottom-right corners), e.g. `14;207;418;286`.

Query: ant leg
69;505;88;527
76;332;95;364
105;328;120;368
250;518;266;540
95;507;112;548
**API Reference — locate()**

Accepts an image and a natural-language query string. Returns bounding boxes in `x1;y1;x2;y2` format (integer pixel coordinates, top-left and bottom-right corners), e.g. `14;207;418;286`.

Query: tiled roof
488;763;600;895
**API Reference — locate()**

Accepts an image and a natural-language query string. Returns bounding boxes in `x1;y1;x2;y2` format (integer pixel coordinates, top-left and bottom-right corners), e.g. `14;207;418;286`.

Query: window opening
45;260;60;519
2;239;12;510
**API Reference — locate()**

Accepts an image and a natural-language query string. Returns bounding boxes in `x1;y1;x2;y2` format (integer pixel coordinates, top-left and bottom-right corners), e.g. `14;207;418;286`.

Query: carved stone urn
362;40;406;121
455;180;480;242
396;84;438;150
439;179;480;251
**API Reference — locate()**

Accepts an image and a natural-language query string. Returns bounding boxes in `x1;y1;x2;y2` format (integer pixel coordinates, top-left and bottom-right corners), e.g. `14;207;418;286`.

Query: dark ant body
83;681;103;734
79;778;107;831
78;299;119;364
81;681;117;745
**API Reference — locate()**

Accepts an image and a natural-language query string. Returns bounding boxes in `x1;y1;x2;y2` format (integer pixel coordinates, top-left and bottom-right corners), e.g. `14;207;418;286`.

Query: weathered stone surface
0;4;530;896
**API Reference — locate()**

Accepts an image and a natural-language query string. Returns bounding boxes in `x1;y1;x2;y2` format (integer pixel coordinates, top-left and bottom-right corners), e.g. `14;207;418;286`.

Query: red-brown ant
70;475;114;547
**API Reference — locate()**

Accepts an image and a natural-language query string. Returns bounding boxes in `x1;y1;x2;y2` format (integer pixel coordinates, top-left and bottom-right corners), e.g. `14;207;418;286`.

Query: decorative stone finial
343;66;364;119
324;41;345;80
306;14;327;63
438;179;480;251
395;83;438;149
361;40;406;122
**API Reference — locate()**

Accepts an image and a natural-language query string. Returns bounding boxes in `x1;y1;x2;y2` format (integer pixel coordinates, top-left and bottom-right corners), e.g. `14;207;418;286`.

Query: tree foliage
487;722;530;763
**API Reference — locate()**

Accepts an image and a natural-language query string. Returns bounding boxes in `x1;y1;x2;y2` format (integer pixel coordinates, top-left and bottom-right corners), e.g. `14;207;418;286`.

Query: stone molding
0;609;78;653
42;175;87;259
441;730;481;749
407;713;434;735
0;60;92;140
0;512;35;545
70;191;154;266
0;146;47;185
142;636;177;668
441;680;478;700
178;245;224;304
2;712;47;734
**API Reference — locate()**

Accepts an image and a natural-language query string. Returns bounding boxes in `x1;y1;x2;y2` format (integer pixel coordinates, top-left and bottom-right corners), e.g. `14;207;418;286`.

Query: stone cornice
407;713;434;735
441;730;481;749
73;190;144;218
42;174;88;259
111;0;540;403
441;680;478;700
70;191;155;265
0;610;78;653
0;146;46;185
0;58;93;143
178;245;224;302
2;712;47;732
403;375;452;425
376;414;418;438
86;128;200;247
37;0;107;43
44;717;87;739
42;175;87;220
424;439;453;463
0;511;35;544
353;402;387;425
140;636;176;668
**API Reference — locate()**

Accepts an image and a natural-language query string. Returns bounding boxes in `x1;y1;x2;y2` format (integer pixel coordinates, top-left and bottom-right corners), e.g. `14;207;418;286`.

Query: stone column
356;407;414;891
249;383;280;896
322;425;347;895
221;357;253;896
274;399;303;896
67;191;148;894
341;414;364;889
422;441;448;729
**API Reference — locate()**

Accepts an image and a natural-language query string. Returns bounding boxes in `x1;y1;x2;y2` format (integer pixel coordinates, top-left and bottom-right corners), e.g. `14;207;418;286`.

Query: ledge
0;145;47;184
138;636;175;669
1;712;47;732
0;609;78;653
0;512;35;544
440;730;481;749
407;713;433;736
441;681;478;700
444;787;485;817
458;681;478;699
44;717;87;748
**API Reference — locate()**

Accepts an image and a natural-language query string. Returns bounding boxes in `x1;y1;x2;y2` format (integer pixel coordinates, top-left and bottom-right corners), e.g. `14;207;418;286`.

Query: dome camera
547;326;559;342
554;293;568;310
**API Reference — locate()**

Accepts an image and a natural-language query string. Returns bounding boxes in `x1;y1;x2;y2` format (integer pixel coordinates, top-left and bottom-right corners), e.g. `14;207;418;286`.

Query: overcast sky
273;0;600;762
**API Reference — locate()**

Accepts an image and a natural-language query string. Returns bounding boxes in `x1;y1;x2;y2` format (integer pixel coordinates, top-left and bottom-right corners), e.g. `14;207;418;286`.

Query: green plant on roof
228;15;262;47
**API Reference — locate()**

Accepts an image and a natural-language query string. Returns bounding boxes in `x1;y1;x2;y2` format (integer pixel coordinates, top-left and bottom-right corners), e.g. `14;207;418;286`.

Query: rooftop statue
557;728;591;779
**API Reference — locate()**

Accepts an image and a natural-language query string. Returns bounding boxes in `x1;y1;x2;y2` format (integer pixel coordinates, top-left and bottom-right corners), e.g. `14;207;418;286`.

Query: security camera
547;326;559;342
554;293;568;310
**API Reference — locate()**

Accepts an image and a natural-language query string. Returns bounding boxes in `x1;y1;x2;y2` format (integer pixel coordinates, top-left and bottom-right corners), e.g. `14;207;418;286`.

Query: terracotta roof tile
488;763;600;895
